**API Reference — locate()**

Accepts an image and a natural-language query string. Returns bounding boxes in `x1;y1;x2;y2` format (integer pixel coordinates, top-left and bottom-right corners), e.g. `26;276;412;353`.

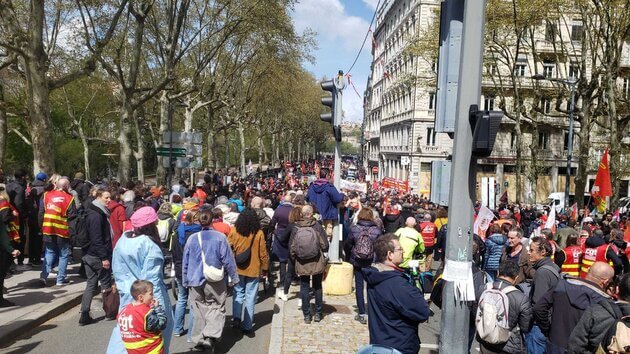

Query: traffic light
469;105;503;158
320;71;346;142
320;79;336;125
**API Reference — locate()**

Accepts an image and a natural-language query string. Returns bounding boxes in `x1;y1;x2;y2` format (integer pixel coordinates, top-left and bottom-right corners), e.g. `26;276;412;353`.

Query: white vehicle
547;192;572;213
615;197;630;215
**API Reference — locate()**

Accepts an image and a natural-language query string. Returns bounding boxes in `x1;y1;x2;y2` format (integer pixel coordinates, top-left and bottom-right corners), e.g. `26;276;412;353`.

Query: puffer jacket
344;220;382;268
478;279;533;354
382;213;403;234
289;218;329;276
568;300;630;353
484;233;507;271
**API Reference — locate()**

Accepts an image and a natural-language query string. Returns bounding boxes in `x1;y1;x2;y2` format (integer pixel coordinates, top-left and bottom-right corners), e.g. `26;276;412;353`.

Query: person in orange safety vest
580;230;623;278
38;177;77;287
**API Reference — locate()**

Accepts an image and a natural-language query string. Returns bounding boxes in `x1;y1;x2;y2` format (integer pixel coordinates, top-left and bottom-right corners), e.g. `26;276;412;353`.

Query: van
615;197;630;215
547;193;592;213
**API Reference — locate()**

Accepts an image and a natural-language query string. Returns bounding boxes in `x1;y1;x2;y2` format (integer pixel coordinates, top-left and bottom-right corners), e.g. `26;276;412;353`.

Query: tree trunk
133;110;144;182
118;99;134;183
206;105;216;170
257;126;263;167
157;91;172;183
77;120;90;180
24;56;55;175
606;73;622;207
271;132;276;167
0;83;6;168
238;120;246;177
224;130;230;169
297;139;301;161
574;106;593;210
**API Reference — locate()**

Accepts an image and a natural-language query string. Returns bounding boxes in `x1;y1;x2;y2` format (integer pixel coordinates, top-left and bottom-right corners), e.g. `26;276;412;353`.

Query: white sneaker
297;298;302;309
276;289;288;302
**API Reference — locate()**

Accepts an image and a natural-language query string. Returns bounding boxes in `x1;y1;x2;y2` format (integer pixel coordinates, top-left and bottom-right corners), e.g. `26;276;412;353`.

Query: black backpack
70;209;90;248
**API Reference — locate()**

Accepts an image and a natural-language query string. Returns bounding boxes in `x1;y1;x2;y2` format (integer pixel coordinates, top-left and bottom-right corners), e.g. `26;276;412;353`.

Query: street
0;281;277;354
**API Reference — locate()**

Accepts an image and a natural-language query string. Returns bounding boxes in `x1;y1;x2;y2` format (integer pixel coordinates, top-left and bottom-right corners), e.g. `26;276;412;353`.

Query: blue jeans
173;277;194;337
525;324;546;354
41;236;71;285
232;276;259;331
354;267;366;315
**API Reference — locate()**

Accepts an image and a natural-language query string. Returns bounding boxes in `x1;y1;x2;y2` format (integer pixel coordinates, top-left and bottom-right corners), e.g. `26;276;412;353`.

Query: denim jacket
182;229;239;287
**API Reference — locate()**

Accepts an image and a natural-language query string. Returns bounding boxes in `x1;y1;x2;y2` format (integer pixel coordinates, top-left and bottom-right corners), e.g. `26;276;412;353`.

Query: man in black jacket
478;261;533;354
525;237;561;354
568;273;630;353
27;172;47;266
79;187;113;325
533;261;614;353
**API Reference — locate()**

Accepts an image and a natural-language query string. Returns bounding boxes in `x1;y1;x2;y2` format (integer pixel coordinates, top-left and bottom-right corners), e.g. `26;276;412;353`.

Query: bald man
38;176;78;287
533;261;614;352
394;217;425;269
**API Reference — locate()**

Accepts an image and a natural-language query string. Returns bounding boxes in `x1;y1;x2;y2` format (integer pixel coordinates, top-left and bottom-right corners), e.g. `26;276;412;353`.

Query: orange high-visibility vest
41;190;73;238
561;245;582;277
580;243;612;278
0;199;20;242
117;303;164;354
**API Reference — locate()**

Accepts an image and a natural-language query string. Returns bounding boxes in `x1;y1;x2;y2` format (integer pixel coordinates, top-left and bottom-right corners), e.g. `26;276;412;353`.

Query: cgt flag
591;147;613;212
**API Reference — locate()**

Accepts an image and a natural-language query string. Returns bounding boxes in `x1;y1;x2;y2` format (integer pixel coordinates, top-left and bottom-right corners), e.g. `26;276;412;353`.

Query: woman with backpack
289;204;329;323
227;208;269;334
345;207;382;324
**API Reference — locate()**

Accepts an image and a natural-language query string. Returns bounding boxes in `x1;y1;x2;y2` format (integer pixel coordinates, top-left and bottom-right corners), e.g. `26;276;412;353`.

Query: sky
291;0;380;123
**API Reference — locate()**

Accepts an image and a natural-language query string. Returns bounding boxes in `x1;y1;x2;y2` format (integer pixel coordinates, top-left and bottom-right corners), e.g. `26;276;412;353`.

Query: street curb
268;296;284;354
0;290;83;347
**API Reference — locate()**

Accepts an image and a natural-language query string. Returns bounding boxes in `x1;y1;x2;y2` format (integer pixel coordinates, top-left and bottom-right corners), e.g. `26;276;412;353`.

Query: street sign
163;131;203;144
156;147;186;157
504;181;509;187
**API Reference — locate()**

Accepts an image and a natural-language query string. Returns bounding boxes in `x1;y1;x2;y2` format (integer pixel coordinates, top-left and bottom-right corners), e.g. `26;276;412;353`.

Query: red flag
570;203;578;220
499;190;508;204
591;147;612;212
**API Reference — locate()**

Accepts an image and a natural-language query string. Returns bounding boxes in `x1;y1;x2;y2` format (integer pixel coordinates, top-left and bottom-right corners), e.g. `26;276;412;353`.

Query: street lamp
532;73;578;212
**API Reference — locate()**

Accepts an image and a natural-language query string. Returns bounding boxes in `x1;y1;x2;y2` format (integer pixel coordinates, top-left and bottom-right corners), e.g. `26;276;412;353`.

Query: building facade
363;0;630;203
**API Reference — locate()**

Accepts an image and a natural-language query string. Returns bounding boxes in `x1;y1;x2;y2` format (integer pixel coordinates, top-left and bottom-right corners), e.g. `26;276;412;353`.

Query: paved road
0;281;277;354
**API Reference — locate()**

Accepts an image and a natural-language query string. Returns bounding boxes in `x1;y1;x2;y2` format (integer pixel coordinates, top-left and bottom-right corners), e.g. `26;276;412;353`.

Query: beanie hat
36;172;48;181
130;207;158;228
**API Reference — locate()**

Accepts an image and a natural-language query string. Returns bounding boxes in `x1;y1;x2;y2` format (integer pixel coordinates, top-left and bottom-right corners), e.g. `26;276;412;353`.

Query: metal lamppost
532;74;578;211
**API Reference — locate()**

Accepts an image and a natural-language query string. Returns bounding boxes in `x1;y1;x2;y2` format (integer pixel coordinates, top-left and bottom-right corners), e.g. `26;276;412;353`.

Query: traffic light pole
439;0;487;353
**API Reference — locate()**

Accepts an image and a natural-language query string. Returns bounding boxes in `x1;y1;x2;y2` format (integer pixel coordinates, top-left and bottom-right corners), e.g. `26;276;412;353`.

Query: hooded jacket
289;218;328;276
306;179;343;221
533;275;611;351
172;223;202;280
568;300;630;353
362;263;429;354
484;233;508;271
345;220;382;268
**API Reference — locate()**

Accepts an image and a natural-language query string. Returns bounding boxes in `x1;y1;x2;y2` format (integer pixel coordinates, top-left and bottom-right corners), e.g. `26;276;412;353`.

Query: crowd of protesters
1;159;630;354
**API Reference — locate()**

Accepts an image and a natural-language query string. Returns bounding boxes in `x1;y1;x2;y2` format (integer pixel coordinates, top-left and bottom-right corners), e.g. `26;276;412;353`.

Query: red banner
381;177;409;193
592;147;612;212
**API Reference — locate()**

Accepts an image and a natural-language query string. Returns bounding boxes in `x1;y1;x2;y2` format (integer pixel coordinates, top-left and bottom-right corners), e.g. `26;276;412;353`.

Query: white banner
340;179;367;193
474;205;495;239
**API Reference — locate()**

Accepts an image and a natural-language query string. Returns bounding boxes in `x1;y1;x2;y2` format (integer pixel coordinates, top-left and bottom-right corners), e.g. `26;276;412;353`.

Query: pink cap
130;206;158;228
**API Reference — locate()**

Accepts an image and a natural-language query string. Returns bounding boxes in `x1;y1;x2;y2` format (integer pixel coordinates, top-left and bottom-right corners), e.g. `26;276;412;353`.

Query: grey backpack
294;226;320;260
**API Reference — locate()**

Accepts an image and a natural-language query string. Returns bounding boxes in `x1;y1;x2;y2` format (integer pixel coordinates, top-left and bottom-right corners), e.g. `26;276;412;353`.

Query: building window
623;78;629;98
426;127;437;146
538;131;550;150
484;96;495;111
541;97;551;114
563;130;571;151
571;21;583;42
569;64;580;79
486;63;497;75
510;133;517;149
515;64;526;77
428;92;436;110
543;61;555;78
545;21;557;42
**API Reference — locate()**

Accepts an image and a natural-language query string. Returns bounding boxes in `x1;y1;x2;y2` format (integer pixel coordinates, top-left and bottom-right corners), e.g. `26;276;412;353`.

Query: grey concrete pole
439;0;487;353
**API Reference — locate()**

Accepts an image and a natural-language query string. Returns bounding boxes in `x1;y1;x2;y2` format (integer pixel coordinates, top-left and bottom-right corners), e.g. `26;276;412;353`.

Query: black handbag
234;234;256;268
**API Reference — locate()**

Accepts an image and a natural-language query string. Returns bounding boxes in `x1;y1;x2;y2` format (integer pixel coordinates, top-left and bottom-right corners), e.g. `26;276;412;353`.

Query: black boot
78;312;94;326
